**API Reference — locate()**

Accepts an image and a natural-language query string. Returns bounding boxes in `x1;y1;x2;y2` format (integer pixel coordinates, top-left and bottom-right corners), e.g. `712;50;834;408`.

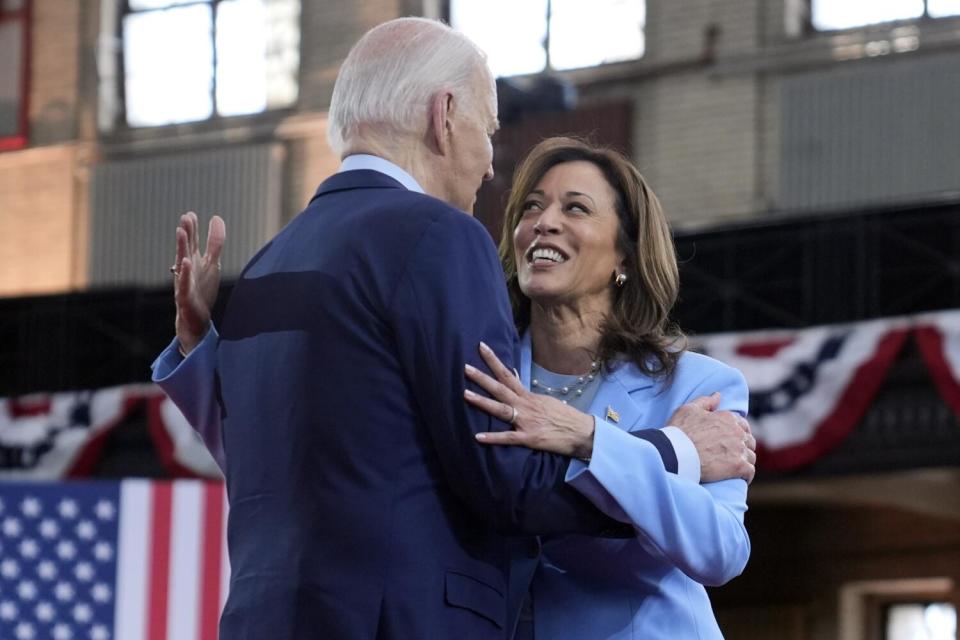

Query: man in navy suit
156;17;754;640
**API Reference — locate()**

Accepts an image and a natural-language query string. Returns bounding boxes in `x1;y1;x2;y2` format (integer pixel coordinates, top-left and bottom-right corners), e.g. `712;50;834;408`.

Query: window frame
117;0;222;129
808;0;960;34
113;0;299;130
446;0;646;79
839;578;957;640
872;596;959;639
0;0;31;152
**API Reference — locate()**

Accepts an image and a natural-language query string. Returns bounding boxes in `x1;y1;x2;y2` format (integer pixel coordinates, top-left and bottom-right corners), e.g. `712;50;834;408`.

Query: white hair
327;17;490;156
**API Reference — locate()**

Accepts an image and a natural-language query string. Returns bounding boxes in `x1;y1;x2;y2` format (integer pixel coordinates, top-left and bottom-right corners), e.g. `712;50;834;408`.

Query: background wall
1;2;959;638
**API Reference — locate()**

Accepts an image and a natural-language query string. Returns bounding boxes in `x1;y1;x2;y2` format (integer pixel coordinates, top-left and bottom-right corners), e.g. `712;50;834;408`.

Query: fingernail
479;341;491;353
475;433;487;441
465;364;477;374
464;389;476;398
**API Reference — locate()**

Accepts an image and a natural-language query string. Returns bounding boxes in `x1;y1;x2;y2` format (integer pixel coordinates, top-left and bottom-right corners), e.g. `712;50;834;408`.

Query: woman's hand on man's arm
464;342;596;460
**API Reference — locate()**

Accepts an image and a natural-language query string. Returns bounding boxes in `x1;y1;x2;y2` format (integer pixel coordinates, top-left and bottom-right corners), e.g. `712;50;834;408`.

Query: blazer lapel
586;362;656;432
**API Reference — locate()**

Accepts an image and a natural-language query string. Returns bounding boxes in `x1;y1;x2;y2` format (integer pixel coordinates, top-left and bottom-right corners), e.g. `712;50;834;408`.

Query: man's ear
429;91;454;155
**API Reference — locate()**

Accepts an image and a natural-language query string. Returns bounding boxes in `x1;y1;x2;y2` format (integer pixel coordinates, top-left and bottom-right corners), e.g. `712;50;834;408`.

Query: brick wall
276;113;342;222
632;74;759;226
3;0;960;291
647;0;759;63
298;0;403;110
28;0;81;145
0;145;86;296
570;0;768;227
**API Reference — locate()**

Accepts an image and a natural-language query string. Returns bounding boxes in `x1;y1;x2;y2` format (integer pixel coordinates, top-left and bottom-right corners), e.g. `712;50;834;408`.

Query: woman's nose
533;206;562;234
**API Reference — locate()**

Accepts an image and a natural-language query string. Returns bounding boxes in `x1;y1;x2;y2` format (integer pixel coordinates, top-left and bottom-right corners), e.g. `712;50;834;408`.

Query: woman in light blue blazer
461;137;752;639
153;137;752;639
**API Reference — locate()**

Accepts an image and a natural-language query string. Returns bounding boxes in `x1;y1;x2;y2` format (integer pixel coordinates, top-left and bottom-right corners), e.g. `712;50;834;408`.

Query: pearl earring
615;273;627;287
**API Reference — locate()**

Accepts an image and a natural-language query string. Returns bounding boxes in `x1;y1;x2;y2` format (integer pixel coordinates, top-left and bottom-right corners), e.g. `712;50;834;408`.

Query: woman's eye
522;201;542;212
567;202;589;213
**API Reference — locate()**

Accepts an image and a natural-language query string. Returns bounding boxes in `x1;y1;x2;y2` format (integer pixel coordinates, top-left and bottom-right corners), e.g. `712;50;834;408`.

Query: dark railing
674;201;960;334
2;201;959;478
2;201;958;398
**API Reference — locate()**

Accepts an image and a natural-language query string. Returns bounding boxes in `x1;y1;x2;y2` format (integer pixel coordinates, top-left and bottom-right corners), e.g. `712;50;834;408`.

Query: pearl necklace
531;361;600;403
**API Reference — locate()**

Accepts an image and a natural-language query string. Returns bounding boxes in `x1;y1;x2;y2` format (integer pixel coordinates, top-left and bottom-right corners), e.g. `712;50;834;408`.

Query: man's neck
343;134;432;193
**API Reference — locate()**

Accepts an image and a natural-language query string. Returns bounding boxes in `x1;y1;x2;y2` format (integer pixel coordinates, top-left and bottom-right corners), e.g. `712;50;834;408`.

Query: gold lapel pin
605;405;620;423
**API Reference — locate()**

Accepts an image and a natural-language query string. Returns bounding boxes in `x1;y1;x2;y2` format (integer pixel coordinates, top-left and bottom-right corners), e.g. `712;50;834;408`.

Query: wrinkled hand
669;393;756;484
172;212;225;354
464;342;596;459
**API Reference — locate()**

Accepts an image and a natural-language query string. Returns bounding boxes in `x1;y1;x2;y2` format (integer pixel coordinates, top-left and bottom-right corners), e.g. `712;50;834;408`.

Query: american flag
0;480;229;640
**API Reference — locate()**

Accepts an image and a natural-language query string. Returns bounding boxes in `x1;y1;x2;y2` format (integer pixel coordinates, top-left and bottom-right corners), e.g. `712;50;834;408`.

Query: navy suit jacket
210;169;675;640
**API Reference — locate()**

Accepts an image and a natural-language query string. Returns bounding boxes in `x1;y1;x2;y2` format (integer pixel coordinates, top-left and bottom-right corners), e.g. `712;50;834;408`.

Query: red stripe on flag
145;394;206;478
68;395;140;477
735;338;795;358
199;482;226;640
915;325;960;417
758;328;908;472
8;396;52;417
147;482;174;640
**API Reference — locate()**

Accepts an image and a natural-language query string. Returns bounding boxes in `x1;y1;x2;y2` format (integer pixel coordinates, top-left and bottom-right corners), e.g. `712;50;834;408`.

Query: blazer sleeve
565;364;751;585
388;211;630;536
150;326;226;472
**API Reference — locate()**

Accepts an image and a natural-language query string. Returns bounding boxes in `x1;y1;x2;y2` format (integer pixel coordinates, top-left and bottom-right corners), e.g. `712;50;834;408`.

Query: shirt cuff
661;426;701;484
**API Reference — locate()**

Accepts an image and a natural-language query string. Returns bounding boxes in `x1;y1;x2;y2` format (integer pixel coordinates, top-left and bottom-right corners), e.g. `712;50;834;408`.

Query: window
0;0;29;151
839;578;957;640
113;0;299;128
885;602;956;639
450;0;645;78
812;0;960;31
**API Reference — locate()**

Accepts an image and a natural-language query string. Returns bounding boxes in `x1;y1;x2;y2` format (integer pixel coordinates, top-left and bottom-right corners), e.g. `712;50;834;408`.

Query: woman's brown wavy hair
499;137;686;379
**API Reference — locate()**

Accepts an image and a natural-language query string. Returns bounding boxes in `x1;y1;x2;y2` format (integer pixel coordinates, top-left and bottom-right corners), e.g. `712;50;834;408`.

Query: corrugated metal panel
90;143;283;287
780;52;960;211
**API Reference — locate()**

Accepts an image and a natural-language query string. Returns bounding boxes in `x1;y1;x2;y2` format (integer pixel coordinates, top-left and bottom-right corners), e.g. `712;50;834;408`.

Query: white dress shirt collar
338;154;424;194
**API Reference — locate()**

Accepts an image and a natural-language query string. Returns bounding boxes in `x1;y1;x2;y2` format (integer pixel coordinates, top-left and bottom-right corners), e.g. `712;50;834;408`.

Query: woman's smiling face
512;160;625;311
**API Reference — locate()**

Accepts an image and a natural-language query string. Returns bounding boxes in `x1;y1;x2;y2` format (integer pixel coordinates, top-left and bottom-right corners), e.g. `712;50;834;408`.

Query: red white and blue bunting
694;309;960;471
0;386;221;480
1;309;958;478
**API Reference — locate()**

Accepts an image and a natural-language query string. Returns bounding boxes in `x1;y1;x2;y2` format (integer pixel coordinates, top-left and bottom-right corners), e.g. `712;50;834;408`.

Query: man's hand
172;212;225;355
669;393;756;484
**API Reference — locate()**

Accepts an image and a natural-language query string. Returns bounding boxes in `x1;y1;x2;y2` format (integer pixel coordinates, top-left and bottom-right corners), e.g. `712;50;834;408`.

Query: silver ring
508;406;518;424
169;265;180;276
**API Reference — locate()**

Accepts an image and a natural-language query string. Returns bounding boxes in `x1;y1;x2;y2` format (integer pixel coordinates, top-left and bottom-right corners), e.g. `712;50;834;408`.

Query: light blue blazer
153;329;749;640
523;331;751;640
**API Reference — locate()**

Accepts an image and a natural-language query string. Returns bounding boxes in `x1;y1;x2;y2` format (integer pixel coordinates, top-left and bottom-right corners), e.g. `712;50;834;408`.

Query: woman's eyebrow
564;191;597;207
